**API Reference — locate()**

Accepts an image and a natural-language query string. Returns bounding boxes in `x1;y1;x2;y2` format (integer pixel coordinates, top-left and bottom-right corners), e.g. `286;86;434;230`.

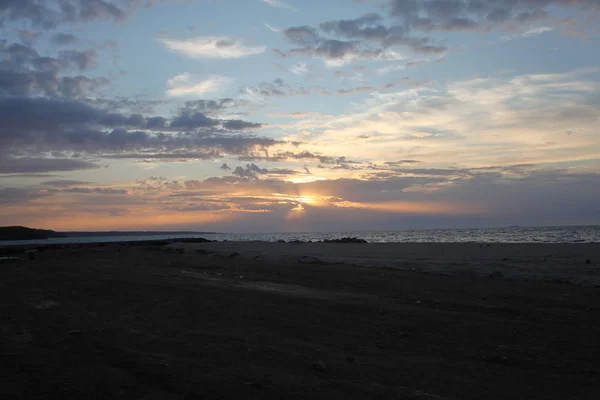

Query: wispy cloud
262;0;298;12
165;74;231;97
501;27;554;41
265;23;281;32
289;62;312;76
160;36;266;59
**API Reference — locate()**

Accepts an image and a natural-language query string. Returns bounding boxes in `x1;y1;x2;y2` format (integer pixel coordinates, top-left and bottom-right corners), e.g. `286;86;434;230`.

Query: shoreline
3;240;599;286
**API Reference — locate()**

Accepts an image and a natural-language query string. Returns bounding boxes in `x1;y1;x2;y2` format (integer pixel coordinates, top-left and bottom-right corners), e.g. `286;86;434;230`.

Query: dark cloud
222;120;264;130
183;98;250;116
52;33;79;46
0;187;49;204
169;110;220;130
0;96;280;166
106;151;221;160
384;160;422;166
278;1;600;62
17;30;41;43
267;168;300;176
232;163;269;179
0;0;174;29
319;13;446;54
0;41;108;97
40;179;91;187
59;75;110;97
59;49;98;70
163;203;230;212
61;187;127;195
278;15;445;62
239;150;359;165
0;155;100;174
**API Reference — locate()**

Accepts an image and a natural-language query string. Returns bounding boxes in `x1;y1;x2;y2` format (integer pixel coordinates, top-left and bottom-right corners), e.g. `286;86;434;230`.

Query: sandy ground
1;241;600;399
169;242;600;285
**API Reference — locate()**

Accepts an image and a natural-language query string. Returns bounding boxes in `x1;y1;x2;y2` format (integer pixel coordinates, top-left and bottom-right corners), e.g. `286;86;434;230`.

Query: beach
1;241;599;399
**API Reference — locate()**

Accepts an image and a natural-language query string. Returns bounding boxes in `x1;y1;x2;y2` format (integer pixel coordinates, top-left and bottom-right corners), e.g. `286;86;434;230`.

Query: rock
488;271;504;279
586;258;592;265
195;249;212;255
68;329;82;335
229;252;241;258
313;361;326;372
346;355;355;363
175;248;185;254
177;238;213;244
323;237;367;244
277;239;286;243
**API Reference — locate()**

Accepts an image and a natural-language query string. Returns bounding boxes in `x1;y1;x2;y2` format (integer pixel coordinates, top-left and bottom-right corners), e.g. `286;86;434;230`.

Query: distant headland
0;226;216;241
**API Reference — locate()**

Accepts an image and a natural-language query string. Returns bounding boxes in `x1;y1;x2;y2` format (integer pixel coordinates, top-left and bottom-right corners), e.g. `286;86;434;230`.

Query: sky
1;0;600;232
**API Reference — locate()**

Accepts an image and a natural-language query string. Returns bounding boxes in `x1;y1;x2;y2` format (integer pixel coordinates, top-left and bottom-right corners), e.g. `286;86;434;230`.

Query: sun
295;196;317;205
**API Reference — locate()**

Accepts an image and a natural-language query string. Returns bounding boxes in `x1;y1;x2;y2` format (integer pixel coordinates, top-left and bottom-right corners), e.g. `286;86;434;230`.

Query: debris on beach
488;271;504;279
313;361;326;372
298;256;326;264
35;300;58;309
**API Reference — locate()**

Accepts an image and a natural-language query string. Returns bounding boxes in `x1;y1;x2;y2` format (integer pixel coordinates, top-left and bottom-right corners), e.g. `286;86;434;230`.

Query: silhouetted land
0;226;67;241
0;226;216;241
1;241;599;399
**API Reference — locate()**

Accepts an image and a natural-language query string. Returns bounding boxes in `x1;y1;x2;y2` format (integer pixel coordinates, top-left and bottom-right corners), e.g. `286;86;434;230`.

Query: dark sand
1;241;599;399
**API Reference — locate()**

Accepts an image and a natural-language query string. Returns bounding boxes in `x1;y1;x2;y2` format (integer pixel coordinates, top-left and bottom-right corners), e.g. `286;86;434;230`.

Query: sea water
1;225;599;246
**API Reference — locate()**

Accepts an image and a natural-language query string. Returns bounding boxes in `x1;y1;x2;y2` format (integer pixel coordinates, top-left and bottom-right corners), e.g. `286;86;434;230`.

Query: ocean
1;225;599;246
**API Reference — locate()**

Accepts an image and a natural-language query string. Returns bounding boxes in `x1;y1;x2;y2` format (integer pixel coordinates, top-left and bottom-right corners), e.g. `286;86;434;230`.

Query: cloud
165;74;231;97
297;68;600;171
239;78;310;101
335;86;374;95
262;0;298;12
160;36;266;59
0;0;183;29
278;24;410;65
40;180;91;187
276;1;600;64
232;163;269;179
51;33;79;46
289;62;312;76
0;156;100;174
501;26;554;41
239;150;359;165
0;96;281;165
0;187;49;205
0;41;107;98
265;23;281;32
